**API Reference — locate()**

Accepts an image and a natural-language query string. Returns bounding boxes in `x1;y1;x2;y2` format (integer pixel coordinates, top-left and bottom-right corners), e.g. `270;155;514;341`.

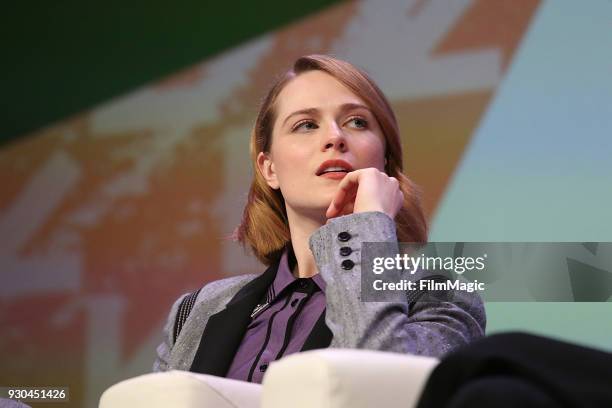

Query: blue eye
347;117;368;129
293;120;318;132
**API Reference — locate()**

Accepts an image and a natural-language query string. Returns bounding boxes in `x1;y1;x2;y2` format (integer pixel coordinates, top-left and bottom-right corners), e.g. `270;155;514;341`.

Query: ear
257;151;280;190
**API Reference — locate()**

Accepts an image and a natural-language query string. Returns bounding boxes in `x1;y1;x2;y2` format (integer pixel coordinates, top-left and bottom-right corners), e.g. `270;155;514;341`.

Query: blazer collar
189;245;332;377
189;256;279;376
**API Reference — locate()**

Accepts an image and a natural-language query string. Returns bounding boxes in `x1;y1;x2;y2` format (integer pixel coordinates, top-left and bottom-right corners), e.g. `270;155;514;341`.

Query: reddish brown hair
234;54;428;266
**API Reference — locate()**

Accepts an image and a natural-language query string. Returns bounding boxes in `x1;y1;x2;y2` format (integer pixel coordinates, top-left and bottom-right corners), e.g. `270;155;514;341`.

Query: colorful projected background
2;1;611;406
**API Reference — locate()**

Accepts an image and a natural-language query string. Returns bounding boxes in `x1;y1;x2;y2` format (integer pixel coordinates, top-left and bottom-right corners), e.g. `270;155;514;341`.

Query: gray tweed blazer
153;211;486;375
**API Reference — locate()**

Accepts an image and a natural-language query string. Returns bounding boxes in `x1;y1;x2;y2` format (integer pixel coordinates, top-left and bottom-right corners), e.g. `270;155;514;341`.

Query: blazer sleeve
152;292;189;372
308;211;486;357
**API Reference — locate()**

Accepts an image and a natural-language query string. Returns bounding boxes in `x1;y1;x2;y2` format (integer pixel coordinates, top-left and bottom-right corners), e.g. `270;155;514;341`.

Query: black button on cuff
291;298;299;307
337;231;352;242
341;259;355;270
259;363;268;372
339;246;352;256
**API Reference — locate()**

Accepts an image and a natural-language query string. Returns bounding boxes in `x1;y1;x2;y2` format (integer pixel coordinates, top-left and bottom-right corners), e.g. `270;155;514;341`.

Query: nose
322;122;347;152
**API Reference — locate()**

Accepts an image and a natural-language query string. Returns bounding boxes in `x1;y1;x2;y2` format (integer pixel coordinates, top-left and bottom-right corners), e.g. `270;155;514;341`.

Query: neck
285;206;326;278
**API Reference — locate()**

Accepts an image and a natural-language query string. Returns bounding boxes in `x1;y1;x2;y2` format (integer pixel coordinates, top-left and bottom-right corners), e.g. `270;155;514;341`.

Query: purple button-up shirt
225;247;327;383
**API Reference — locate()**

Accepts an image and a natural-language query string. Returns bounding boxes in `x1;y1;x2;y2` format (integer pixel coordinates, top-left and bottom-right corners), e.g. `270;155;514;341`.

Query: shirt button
259;363;268;372
341;259;355;270
337;231;352;242
339;246;352;256
291;298;299;307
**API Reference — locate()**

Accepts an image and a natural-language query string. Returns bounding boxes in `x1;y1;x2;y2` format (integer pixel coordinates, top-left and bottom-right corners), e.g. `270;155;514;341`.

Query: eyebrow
281;103;372;128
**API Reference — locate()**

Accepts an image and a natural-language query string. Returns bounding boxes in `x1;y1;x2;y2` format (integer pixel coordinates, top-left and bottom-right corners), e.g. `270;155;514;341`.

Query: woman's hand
325;168;404;221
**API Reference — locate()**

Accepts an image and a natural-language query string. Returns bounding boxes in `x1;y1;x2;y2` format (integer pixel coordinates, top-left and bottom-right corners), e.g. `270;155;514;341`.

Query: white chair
262;349;439;408
98;370;261;408
98;350;438;408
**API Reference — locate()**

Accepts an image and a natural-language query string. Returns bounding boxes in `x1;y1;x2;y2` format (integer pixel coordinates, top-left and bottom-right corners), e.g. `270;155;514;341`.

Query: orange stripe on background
433;0;541;70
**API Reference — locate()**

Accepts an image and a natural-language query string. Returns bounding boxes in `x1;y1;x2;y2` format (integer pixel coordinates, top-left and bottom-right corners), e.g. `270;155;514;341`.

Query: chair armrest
99;370;261;408
261;349;439;408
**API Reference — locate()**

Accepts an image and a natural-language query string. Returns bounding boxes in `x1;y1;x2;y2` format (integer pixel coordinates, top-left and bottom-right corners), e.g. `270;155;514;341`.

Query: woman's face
258;70;386;220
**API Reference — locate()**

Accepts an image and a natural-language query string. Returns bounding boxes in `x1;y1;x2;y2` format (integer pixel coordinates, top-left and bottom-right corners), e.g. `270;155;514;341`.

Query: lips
316;159;354;176
319;172;347;180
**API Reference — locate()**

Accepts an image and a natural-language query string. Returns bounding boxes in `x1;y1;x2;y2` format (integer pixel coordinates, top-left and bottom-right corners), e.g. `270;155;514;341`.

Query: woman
153;54;486;384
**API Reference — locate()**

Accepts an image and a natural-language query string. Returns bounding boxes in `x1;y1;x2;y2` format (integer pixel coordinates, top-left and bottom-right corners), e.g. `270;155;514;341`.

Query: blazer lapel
189;259;279;376
189;245;334;376
301;309;333;351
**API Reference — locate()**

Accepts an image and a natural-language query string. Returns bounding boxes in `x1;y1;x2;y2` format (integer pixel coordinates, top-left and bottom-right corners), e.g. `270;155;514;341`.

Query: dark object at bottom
416;332;612;408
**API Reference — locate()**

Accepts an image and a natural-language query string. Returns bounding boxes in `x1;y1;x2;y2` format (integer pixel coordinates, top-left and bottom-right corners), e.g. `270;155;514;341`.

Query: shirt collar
266;245;327;303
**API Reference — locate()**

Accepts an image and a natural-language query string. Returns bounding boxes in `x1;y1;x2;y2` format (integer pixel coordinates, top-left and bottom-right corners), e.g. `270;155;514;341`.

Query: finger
333;186;357;216
339;201;355;217
326;171;361;217
333;193;356;218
